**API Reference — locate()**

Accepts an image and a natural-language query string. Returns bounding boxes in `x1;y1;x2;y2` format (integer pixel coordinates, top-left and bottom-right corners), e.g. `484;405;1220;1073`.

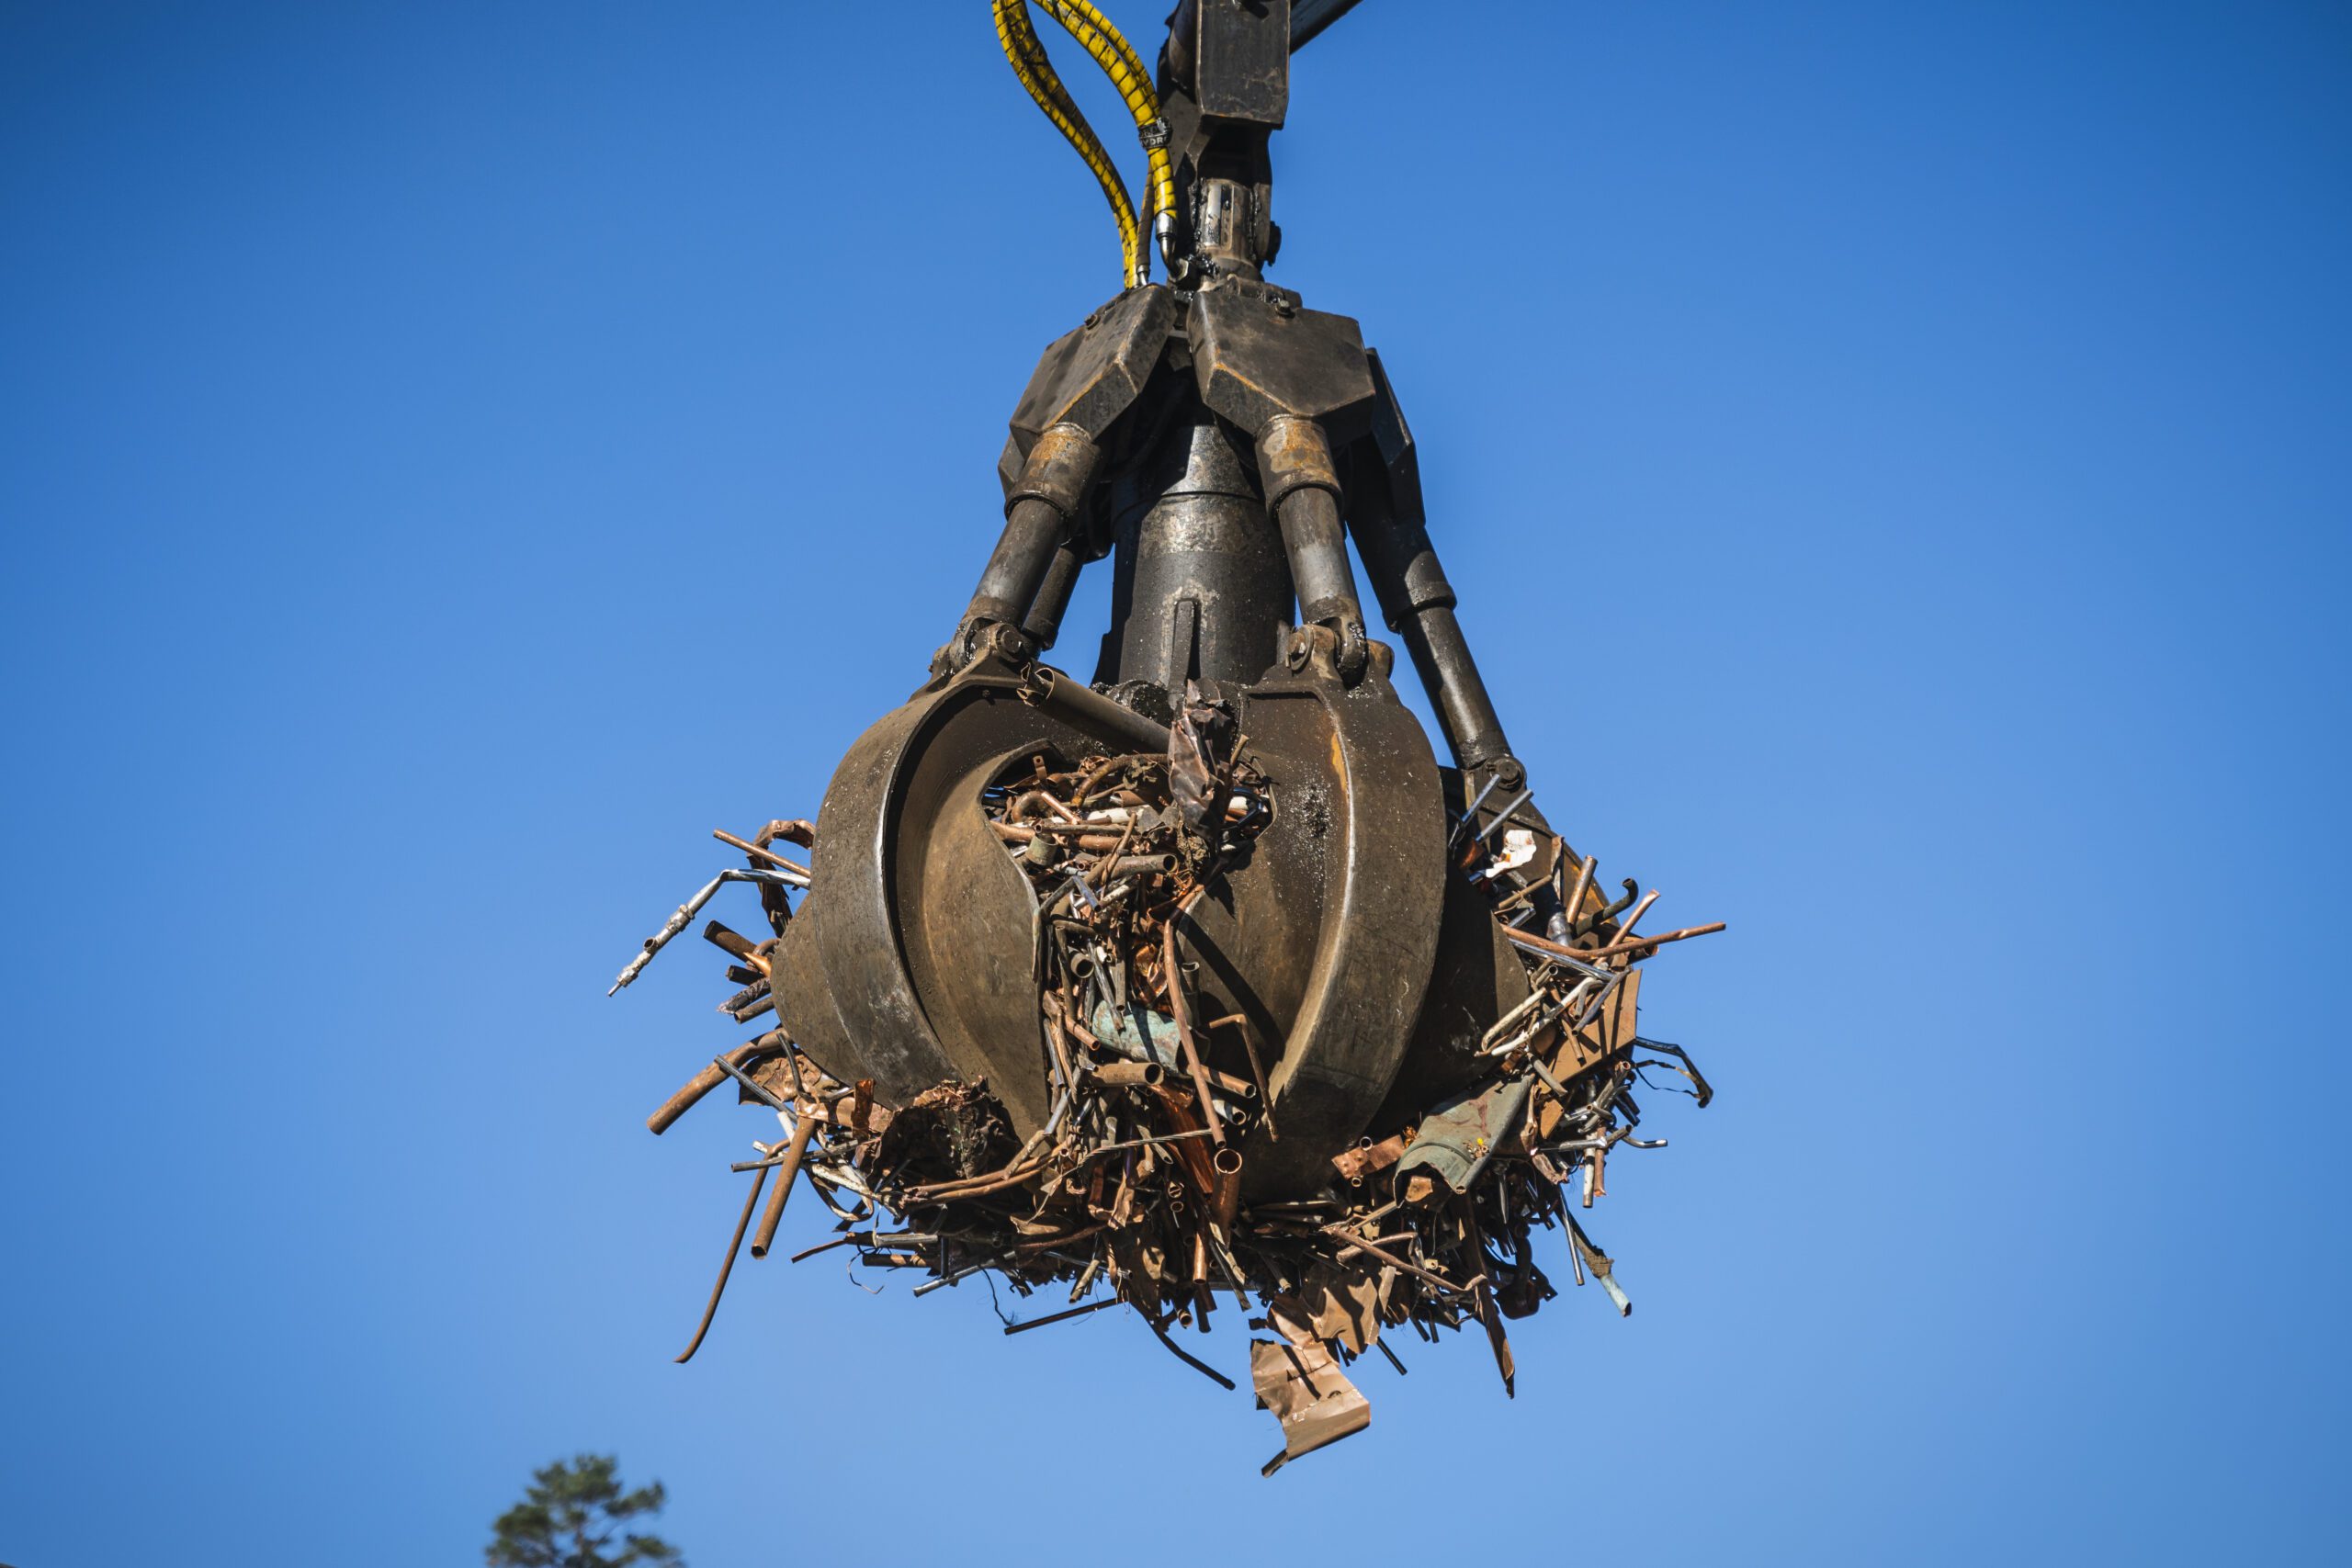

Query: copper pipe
1612;889;1660;942
701;920;763;963
1099;853;1177;878
1008;789;1082;823
647;1037;784;1135
1042;1010;1080;1100
748;1114;815;1259
909;1169;1042;1203
712;828;809;879
903;1157;1046;1202
1317;1225;1475;1298
675;1165;768;1363
1017;1222;1105;1255
1504;921;1724;965
752;818;814;850
1329;1229;1422;1257
1161;892;1225;1149
1080;812;1142;897
1090;1055;1260;1100
1201;1000;1276;1141
649;1064;734;1137
989;820;1125;852
1080;1125;1216;1159
1211;1164;1241;1228
1147;1086;1222;1193
1565;854;1596;920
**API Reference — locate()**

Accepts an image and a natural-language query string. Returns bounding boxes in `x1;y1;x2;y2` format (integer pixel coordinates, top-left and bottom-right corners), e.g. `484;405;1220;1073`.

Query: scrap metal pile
616;705;1720;1472
608;0;1723;1473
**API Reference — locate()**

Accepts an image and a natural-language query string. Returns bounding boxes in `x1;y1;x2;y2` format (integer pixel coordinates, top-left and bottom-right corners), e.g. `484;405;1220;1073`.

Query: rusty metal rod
1504;921;1725;965
1080;1125;1217;1159
702;920;763;963
1088;1055;1258;1100
1162;893;1225;1150
748;1113;816;1259
1564;854;1596;919
1015;1221;1105;1255
1197;984;1275;1143
1329;1230;1425;1258
712;1052;790;1112
675;1165;768;1363
1612;888;1660;942
1146;1312;1237;1389
990;820;1127;852
712;828;810;879
1003;1296;1123;1335
1317;1225;1476;1298
647;1034;786;1135
902;1157;1047;1202
1447;773;1506;850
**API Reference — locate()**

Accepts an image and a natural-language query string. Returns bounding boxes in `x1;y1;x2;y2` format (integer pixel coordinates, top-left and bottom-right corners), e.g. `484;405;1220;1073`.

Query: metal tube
1564;854;1596;922
748;1113;816;1259
673;1165;768;1363
1613;889;1660;942
1017;664;1171;752
1162;915;1226;1150
647;1035;786;1135
1003;1296;1123;1335
1317;1225;1474;1298
711;829;809;879
1448;772;1505;849
608;867;804;995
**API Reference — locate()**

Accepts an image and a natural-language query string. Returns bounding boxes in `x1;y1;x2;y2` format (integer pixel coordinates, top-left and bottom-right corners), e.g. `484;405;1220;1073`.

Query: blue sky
3;3;2346;1562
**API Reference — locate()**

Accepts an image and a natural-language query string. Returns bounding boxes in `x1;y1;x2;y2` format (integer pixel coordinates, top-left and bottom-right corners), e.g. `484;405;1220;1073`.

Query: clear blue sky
4;3;2346;1562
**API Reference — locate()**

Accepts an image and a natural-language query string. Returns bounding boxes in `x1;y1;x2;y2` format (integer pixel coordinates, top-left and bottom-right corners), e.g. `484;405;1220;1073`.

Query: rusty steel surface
606;0;1722;1473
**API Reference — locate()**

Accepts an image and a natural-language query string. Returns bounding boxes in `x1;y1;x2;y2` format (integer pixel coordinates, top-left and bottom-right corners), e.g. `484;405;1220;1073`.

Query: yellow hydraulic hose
992;0;1177;289
1031;2;1176;253
994;0;1144;287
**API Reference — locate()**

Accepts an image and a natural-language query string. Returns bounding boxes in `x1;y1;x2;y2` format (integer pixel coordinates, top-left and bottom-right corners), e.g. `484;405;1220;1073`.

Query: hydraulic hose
991;0;1176;288
1031;2;1176;263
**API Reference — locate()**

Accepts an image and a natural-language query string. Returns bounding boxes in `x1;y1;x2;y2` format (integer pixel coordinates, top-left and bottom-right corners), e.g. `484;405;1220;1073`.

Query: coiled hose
992;0;1176;288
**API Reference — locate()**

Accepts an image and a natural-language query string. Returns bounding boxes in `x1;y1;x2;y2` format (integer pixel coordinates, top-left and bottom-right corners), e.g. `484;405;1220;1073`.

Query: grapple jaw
775;648;1482;1201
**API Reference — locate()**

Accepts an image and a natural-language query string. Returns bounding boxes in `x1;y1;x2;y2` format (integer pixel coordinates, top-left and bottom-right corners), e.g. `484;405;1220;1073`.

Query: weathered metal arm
1259;413;1370;680
1347;352;1521;786
942;423;1102;671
